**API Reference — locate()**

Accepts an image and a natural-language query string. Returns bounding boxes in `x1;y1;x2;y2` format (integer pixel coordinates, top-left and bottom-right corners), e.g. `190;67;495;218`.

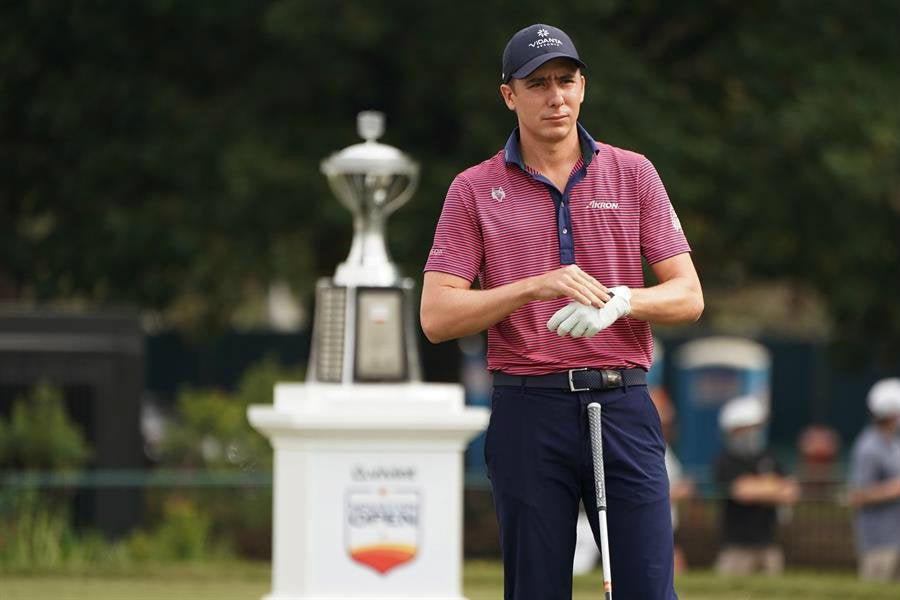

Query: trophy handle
381;170;419;216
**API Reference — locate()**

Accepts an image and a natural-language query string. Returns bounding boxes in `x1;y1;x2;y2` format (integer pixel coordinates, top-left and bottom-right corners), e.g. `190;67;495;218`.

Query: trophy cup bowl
320;111;419;288
311;111;422;383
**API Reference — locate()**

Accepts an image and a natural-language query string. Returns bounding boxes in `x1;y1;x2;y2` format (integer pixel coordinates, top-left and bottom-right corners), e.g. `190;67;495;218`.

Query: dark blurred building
0;309;144;537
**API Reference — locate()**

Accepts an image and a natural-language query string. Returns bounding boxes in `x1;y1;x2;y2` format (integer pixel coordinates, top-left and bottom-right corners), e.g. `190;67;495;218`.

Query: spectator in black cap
714;396;799;576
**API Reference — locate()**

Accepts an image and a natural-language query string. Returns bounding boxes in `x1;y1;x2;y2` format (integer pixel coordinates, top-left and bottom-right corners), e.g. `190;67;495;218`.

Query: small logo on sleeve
429;248;444;257
491;187;506;203
670;205;682;231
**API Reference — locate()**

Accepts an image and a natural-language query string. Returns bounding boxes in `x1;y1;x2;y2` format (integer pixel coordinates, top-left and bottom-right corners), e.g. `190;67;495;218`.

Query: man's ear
579;73;586;104
499;83;517;112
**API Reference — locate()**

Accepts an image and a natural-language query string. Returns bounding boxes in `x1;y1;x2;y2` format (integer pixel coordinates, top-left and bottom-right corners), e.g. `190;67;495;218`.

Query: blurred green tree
0;382;91;470
1;1;898;354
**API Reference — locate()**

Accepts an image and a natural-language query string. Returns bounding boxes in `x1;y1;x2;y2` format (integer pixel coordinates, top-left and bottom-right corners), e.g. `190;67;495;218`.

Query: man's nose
548;86;564;107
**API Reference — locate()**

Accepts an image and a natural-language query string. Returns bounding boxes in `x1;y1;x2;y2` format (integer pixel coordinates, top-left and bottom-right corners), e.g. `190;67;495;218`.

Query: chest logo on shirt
491;187;506;203
586;200;618;210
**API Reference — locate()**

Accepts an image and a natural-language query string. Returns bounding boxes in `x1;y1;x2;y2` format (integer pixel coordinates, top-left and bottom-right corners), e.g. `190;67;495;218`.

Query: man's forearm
420;279;534;343
732;475;799;506
849;479;900;507
629;276;703;324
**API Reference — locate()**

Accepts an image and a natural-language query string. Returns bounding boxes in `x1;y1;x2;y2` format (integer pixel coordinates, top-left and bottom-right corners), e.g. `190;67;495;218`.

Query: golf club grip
587;402;607;509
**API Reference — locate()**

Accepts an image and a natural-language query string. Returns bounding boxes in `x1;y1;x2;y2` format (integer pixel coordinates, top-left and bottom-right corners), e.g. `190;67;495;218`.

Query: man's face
500;58;585;144
725;424;766;457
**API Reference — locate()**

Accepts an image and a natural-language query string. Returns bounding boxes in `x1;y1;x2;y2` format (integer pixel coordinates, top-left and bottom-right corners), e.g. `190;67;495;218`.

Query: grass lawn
1;560;898;599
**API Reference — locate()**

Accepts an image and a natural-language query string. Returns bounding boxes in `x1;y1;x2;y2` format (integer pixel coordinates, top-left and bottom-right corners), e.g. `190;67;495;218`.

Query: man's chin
539;122;574;142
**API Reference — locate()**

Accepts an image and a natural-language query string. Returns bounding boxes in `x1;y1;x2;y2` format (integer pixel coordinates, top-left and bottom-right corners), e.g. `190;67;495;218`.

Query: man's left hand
547;286;632;338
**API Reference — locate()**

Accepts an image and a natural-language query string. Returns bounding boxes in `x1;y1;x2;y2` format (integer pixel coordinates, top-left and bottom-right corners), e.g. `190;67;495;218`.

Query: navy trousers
485;382;677;600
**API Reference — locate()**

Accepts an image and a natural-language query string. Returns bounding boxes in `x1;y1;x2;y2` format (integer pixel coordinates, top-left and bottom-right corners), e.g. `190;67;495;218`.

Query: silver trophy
310;111;422;383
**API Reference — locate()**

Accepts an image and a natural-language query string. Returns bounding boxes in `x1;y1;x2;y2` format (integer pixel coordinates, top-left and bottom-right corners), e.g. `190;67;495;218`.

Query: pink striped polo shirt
424;124;691;374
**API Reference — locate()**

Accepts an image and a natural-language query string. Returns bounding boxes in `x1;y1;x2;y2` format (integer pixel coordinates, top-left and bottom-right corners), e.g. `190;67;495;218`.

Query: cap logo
529;27;563;49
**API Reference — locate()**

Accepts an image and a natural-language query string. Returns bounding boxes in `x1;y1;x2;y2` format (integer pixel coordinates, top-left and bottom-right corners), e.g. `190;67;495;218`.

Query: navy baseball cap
501;24;586;84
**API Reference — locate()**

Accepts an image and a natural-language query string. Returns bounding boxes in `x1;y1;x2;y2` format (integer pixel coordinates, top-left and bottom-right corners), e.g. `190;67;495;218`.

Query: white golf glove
546;286;632;338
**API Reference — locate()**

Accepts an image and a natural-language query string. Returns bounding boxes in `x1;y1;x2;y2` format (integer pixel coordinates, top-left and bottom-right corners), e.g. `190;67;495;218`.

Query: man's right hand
527;265;611;308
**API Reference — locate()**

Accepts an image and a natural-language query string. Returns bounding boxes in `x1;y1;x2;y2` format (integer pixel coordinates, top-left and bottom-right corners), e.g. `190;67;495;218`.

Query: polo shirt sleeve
638;159;692;265
423;175;483;283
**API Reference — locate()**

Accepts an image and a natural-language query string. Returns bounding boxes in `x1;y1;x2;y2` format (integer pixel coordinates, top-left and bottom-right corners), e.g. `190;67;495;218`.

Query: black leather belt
492;368;647;392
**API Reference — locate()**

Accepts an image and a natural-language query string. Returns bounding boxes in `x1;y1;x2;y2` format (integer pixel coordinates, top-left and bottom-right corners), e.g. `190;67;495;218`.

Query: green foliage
0;487;130;572
160;387;256;470
0;488;68;570
0;487;223;571
0;384;117;570
0;361;295;568
127;496;225;562
159;357;299;471
0;382;92;470
1;2;899;353
149;357;301;557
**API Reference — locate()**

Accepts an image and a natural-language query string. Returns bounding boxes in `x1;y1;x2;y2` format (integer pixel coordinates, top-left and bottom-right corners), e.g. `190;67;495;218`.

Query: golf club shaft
598;510;612;600
587;402;612;600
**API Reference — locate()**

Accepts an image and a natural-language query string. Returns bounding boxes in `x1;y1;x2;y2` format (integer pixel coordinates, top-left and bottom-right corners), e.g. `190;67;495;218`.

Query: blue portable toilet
673;337;771;474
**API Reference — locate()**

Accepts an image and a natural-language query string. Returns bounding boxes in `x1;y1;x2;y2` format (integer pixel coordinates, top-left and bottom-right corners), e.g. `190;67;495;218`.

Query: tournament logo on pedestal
345;488;421;575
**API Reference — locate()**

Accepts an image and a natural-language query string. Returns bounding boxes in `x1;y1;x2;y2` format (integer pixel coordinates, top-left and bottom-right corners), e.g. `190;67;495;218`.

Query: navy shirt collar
503;122;600;170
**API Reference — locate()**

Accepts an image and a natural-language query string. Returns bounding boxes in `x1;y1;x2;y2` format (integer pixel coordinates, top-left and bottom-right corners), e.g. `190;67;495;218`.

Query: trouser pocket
485;385;538;505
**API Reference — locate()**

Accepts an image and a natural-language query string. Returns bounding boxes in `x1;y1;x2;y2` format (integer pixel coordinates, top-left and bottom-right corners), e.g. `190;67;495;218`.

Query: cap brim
508;52;586;82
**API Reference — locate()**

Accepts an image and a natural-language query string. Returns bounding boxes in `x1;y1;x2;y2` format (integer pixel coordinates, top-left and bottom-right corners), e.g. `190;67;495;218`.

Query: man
420;23;702;600
714;395;799;576
848;378;900;581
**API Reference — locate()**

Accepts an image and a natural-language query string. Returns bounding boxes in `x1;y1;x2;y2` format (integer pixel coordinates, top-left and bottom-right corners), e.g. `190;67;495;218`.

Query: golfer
421;23;702;599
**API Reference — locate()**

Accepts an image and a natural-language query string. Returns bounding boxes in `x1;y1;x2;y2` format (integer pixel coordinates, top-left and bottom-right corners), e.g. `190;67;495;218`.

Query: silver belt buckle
606;370;623;387
568;368;590;392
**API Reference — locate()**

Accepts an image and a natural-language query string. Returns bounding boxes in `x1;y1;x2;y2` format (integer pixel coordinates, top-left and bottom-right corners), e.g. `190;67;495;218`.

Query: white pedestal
248;382;489;600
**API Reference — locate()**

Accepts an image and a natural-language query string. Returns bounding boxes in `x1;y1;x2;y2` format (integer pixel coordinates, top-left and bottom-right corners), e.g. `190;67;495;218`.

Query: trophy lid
321;111;418;177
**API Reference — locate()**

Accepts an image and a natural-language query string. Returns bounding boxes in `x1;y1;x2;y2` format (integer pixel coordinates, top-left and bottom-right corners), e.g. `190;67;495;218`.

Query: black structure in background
144;329;310;401
144;328;460;403
0;310;144;538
